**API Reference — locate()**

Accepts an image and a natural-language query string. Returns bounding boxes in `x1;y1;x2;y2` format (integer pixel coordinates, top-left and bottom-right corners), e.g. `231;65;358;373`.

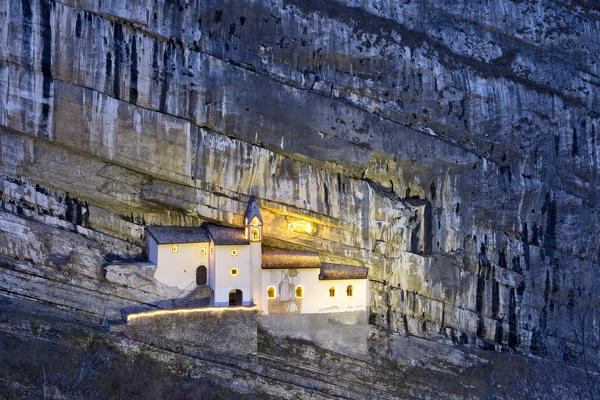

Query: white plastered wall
213;245;253;306
209;240;216;302
260;268;368;315
154;242;210;289
250;241;262;309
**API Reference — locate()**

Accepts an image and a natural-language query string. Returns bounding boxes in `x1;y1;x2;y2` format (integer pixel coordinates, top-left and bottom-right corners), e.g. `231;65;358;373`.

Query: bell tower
244;196;263;308
244;196;263;242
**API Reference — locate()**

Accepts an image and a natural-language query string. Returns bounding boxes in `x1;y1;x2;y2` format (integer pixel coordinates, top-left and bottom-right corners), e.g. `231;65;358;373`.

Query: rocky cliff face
1;0;599;398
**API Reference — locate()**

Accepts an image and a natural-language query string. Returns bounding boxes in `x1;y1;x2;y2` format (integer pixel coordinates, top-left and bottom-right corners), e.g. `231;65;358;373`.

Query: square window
201;247;206;255
230;267;239;277
231;249;238;256
171;245;178;253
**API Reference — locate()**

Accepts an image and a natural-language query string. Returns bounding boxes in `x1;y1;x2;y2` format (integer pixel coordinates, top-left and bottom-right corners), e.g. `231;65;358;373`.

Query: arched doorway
229;289;242;306
196;265;207;285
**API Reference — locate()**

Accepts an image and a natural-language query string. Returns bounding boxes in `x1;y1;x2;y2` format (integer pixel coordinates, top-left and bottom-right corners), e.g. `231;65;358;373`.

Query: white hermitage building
145;198;368;314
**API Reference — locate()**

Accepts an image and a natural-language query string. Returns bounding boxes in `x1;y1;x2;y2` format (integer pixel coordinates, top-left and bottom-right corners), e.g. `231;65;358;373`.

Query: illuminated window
231;249;238;256
201;247;206;255
252;227;260;241
230;267;239;277
346;285;354;297
267;286;276;299
295;285;304;298
251;216;260;225
171;245;178;253
328;286;336;298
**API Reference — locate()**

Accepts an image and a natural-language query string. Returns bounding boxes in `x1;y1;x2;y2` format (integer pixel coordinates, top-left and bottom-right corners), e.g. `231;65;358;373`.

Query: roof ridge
203;222;249;245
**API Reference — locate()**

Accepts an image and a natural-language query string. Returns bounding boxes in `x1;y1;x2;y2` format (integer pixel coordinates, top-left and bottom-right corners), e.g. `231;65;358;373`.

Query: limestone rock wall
1;0;599;378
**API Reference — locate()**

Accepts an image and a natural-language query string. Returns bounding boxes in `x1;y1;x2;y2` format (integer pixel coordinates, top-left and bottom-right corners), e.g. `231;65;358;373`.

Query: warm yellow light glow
126;305;258;322
346;285;354;297
328;286;336;298
201;248;206;255
252;227;260;241
231;249;238;256
230;267;239;277
287;220;312;233
251;216;260;226
295;285;304;298
267;286;276;299
171;245;178;253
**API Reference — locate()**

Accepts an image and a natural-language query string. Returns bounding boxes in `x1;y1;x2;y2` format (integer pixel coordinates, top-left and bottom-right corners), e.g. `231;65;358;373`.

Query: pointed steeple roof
244;196;263;225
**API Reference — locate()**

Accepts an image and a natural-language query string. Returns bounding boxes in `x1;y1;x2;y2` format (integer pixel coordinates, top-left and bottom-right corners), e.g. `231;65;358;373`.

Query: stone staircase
176;284;211;308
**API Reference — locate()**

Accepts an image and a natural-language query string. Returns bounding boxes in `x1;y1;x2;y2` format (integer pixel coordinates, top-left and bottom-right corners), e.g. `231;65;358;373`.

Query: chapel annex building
145;198;368;315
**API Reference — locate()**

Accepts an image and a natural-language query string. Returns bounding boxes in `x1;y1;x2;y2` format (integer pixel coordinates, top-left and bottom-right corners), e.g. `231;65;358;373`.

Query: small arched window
295;285;304;298
346;285;354;297
252;227;260;241
267;286;276;299
328;286;336;298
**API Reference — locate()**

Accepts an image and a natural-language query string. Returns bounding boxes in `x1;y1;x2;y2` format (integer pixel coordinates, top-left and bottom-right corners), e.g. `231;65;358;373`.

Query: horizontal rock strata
1;0;599;396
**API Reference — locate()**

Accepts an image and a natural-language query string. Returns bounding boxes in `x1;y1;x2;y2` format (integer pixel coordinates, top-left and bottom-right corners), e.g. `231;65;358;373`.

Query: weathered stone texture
121;308;258;360
259;311;368;357
1;0;599;396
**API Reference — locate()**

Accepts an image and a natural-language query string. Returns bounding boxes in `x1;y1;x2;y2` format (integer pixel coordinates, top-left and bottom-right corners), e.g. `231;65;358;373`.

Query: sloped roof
319;263;368;280
261;246;321;269
203;223;249;245
244;196;263;225
146;226;210;244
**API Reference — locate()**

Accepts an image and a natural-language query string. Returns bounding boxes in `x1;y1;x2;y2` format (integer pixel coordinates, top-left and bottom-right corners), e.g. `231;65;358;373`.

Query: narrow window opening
252;227;260;241
230;267;239;277
201;247;206;255
295;285;304;298
171;245;178;253
267;286;276;299
346;285;354;297
231;249;238;256
329;286;336;298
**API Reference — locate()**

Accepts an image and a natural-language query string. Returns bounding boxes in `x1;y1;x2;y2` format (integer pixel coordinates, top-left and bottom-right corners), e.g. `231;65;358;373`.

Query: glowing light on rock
126;305;258;322
287;220;312;233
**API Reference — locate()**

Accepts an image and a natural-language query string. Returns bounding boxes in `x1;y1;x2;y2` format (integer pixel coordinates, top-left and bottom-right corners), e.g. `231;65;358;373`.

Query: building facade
145;198;368;314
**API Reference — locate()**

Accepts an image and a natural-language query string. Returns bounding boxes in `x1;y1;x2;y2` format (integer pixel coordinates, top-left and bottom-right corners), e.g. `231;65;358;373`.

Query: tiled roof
261;246;321;269
319;263;368;280
146;226;210;244
203;223;249;245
